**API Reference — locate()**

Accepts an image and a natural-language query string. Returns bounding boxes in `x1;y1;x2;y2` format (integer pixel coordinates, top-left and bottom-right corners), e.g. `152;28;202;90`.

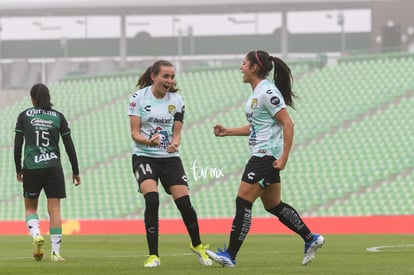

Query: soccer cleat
51;252;65;262
32;235;45;261
206;248;236;268
144;254;160;267
302;234;325;265
190;243;213;266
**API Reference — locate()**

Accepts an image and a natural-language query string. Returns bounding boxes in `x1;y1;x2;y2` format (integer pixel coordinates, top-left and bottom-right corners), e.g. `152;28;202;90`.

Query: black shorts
132;155;188;194
22;167;66;199
241;156;281;188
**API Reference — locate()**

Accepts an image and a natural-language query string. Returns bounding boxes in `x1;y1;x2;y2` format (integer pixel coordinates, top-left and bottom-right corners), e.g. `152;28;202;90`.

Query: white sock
26;218;41;238
50;234;62;255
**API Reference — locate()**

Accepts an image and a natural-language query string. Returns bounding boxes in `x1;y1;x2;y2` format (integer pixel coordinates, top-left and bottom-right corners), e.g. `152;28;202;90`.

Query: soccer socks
50;227;62;255
266;201;313;242
26;214;41;237
174;195;202;247
144;192;159;256
227;197;253;260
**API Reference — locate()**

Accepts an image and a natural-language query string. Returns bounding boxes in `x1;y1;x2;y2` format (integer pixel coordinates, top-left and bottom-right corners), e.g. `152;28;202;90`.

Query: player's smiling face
240;57;255;84
151;65;175;98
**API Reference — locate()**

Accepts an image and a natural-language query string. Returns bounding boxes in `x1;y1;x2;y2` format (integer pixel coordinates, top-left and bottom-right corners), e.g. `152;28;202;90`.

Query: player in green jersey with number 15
14;83;81;262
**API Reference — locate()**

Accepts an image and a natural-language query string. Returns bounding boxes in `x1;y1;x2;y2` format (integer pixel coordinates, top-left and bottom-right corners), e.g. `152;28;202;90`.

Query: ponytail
30;83;53;110
270;56;296;109
136;66;153;89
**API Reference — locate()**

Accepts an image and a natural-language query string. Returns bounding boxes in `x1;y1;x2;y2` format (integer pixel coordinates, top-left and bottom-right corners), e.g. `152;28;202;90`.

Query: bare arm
213;124;250;137
272;108;294;170
129;116;160;146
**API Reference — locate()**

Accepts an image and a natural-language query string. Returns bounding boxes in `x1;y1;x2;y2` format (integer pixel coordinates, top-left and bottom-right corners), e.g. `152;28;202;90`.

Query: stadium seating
0;53;413;220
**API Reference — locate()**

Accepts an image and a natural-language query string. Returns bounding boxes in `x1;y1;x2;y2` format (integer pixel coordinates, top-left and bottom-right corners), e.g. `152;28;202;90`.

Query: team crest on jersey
168;105;176;114
251;98;258;109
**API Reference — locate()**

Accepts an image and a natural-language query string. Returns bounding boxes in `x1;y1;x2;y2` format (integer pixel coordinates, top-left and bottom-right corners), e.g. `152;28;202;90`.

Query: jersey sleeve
15;112;24;133
59;112;71;136
58;112;79;174
127;90;141;117
13;112;25;173
62;134;80;175
14;130;24;173
174;94;185;123
261;88;286;117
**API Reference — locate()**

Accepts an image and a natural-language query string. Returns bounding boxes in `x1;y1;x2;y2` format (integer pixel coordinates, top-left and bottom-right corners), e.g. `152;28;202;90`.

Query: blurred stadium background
0;0;413;228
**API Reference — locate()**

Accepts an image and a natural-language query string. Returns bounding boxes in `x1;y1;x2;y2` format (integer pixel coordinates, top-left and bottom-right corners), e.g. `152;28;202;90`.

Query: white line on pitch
366;244;414;252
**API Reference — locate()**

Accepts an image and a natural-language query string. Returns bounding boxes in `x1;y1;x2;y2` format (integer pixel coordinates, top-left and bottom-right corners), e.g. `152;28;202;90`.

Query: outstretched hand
213;124;227;137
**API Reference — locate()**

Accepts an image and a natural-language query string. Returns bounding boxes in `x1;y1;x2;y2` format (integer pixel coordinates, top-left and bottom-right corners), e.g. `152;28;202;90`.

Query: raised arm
213;124;250;137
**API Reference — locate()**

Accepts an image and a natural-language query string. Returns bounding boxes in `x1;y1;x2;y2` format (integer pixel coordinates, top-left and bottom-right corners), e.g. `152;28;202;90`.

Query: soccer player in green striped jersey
207;51;324;267
14;83;81;262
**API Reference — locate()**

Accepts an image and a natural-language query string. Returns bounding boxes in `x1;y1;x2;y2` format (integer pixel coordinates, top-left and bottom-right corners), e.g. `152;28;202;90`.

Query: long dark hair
136;60;179;93
30;83;53;110
246;50;297;108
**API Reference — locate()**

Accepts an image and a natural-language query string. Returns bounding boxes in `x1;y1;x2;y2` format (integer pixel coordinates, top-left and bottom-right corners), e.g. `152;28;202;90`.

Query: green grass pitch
0;234;413;274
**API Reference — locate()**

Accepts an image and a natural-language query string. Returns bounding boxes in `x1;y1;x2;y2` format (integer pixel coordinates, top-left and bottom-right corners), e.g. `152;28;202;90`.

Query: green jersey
15;107;71;170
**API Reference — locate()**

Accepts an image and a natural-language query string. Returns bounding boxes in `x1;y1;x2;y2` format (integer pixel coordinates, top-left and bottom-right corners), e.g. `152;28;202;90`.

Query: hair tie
255;51;265;69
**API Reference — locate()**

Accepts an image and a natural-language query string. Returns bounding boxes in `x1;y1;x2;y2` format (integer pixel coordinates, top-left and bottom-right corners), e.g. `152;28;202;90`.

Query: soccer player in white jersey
206;51;324;267
127;60;212;267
